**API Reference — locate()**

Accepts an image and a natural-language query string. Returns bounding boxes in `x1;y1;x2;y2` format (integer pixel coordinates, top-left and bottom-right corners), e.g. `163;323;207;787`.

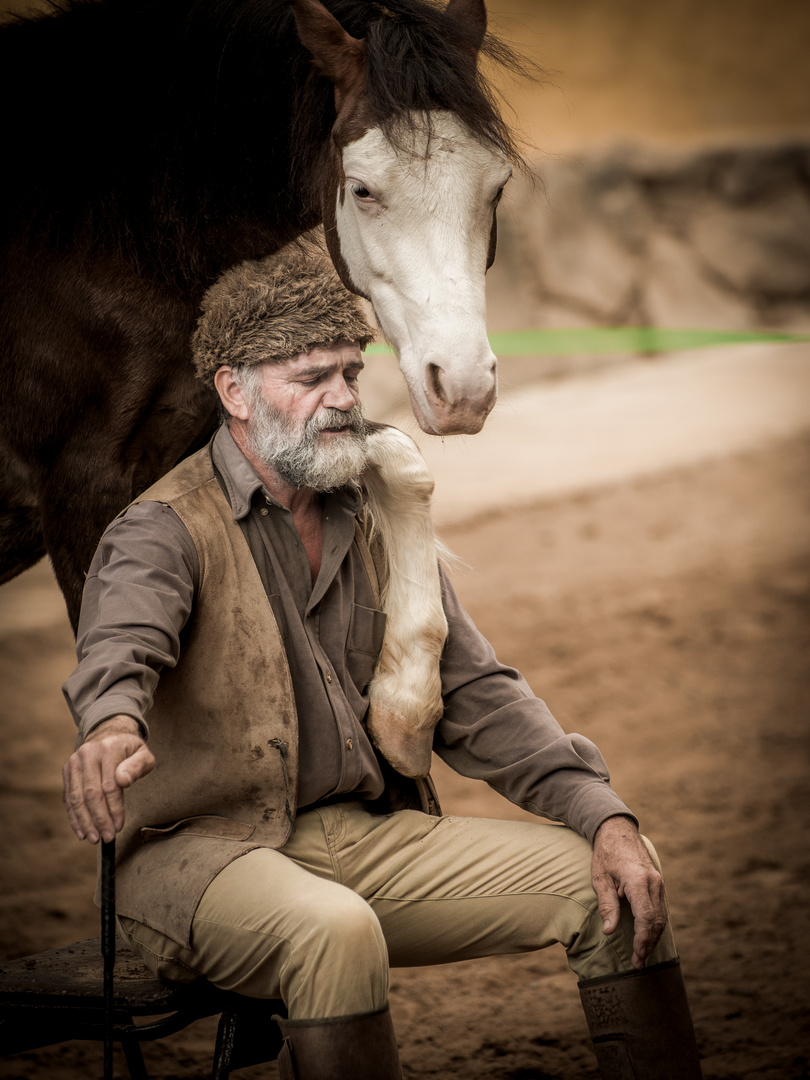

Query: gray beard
245;397;369;492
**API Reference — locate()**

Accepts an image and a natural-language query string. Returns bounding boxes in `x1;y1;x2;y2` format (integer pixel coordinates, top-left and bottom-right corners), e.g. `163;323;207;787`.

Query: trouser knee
286;889;390;1019
122;865;390;1021
299;889;388;975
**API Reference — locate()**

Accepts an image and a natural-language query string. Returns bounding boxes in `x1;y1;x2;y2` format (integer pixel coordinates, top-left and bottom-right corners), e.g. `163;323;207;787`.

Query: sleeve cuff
552;774;639;844
78;701;149;745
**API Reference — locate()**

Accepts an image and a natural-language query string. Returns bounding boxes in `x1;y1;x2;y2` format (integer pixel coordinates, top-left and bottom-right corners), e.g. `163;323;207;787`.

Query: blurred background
481;0;810;336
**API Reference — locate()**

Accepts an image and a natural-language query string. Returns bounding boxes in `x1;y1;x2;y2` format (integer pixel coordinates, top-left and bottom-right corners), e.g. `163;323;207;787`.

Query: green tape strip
365;327;809;358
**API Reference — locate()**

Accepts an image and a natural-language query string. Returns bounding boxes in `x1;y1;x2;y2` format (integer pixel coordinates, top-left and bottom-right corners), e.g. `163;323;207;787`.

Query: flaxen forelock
192;248;375;386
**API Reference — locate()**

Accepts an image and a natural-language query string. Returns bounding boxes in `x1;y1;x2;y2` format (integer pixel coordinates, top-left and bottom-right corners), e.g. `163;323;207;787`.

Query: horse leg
2;463;132;634
38;455;143;634
0;506;46;585
0;455;46;586
362;426;448;780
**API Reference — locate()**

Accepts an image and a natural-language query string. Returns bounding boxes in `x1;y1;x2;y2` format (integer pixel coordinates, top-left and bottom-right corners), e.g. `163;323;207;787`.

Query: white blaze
335;112;511;436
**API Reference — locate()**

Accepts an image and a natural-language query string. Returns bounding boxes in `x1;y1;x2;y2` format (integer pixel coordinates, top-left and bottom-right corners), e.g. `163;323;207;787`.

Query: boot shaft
275;1005;402;1080
579;959;703;1079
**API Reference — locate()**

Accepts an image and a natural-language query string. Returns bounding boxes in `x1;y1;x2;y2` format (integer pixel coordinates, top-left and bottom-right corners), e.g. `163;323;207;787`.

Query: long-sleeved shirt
63;423;634;842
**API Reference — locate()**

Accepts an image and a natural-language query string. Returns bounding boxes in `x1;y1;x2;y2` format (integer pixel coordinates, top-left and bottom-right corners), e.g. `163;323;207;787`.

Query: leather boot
578;958;703;1079
274;1004;402;1080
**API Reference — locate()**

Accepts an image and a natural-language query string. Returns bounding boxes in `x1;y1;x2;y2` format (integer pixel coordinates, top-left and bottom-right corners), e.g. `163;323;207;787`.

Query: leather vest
106;444;438;946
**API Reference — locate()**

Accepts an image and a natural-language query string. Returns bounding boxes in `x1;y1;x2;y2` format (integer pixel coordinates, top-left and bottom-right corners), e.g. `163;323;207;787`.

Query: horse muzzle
410;360;497;436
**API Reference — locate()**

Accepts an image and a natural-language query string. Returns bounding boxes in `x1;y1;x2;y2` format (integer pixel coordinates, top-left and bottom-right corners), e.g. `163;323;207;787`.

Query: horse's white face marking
335;112;511;436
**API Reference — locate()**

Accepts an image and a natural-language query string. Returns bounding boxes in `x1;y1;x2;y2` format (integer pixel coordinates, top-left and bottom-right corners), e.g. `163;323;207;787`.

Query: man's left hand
591;815;668;970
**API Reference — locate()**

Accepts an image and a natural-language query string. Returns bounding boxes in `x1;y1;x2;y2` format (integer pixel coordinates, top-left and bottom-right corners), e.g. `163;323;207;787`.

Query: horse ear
292;0;367;112
444;0;487;59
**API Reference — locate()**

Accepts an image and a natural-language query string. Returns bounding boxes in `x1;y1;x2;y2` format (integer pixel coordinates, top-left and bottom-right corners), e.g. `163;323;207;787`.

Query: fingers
592;869;622;936
62;734;154;844
627;874;668;969
63;749;111;844
63;742;118;844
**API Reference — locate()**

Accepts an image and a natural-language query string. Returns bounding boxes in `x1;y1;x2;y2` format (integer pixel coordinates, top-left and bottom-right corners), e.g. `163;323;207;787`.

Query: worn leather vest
107;444;437;946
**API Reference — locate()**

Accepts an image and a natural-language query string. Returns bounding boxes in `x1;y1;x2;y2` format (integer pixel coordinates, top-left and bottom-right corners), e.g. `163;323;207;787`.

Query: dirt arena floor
0;422;808;1078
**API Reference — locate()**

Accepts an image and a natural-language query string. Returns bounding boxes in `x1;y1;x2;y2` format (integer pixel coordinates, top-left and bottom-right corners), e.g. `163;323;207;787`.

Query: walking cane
101;838;116;1080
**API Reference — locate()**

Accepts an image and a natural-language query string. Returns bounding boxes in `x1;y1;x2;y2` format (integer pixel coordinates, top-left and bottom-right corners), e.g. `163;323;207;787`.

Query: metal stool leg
211;1003;238;1080
121;1036;150;1080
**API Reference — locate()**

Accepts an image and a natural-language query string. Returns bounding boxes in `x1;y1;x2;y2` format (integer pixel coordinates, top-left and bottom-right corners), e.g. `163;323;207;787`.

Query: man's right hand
62;715;155;844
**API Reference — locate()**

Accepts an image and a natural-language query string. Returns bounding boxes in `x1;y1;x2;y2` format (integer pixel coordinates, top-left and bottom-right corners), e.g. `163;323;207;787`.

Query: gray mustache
310;407;366;435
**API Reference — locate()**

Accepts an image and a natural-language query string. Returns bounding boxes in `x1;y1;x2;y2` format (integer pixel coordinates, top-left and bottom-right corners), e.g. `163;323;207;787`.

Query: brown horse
0;0;525;630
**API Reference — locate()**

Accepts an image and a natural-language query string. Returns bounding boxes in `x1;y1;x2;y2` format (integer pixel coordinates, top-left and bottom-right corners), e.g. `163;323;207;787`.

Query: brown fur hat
192;245;375;386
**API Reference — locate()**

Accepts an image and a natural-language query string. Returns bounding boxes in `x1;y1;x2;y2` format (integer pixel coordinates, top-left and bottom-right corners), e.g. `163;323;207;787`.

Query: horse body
0;0;521;628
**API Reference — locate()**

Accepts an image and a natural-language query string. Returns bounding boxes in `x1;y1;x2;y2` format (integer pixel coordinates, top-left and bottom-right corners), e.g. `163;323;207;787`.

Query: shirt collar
211;423;364;521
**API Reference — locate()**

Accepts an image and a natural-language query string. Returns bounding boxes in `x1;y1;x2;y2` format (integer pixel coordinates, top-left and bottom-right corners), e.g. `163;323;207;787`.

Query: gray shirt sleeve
62;502;198;744
435;569;636;843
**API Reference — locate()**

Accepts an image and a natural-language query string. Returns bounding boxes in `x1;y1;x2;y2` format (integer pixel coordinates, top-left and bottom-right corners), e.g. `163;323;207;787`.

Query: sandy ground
1;347;809;1078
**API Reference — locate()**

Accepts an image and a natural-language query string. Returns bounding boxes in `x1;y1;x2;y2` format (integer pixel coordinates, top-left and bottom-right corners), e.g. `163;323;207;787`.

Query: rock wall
488;141;810;333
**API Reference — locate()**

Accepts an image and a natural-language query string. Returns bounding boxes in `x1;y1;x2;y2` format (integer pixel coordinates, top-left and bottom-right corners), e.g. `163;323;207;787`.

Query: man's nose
323;376;359;410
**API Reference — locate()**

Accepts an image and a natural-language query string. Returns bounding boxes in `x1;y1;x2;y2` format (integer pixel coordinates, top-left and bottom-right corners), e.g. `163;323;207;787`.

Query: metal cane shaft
101;838;116;1079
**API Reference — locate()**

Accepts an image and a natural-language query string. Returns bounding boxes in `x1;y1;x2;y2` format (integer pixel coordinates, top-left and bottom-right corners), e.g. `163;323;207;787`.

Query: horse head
293;0;512;437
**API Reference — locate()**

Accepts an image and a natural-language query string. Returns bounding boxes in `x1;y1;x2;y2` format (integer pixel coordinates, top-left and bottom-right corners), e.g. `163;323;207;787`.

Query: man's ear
214;366;251;421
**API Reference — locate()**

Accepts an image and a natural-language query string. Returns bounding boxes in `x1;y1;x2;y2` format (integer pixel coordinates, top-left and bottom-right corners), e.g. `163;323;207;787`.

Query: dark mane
288;0;530;204
343;0;525;153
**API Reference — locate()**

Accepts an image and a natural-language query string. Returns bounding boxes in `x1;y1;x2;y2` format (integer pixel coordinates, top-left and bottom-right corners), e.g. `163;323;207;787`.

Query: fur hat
192;245;375;386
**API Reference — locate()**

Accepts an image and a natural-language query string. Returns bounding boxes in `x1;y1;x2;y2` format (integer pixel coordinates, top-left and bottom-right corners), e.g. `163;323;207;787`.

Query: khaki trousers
119;803;677;1020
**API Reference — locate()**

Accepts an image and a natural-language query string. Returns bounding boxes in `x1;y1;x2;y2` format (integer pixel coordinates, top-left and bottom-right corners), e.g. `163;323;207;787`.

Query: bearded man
62;248;702;1080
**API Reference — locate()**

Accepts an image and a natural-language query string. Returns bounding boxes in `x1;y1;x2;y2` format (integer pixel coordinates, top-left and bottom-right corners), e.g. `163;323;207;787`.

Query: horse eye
351;184;373;201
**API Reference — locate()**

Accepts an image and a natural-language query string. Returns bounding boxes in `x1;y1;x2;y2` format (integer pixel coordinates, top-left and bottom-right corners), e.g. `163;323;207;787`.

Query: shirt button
260;508;269;516
346;738;353;750
325;672;332;683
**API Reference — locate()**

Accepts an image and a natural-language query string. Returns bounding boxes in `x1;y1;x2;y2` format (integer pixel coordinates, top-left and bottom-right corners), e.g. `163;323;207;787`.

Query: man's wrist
593;814;639;842
84;714;145;742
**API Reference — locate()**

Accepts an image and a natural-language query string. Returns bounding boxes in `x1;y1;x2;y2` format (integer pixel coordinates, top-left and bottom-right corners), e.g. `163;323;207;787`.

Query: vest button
260;508;269;516
325;672;332;683
346;738;353;750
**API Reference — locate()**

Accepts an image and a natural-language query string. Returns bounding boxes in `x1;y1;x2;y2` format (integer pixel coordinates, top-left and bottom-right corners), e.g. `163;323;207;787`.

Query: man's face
241;342;369;491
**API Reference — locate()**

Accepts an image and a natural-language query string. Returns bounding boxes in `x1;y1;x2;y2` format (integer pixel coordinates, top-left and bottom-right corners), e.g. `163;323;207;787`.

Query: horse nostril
428;363;446;404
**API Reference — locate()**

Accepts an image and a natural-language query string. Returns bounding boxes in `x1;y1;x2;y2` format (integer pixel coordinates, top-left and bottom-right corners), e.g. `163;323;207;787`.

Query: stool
0;841;285;1078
